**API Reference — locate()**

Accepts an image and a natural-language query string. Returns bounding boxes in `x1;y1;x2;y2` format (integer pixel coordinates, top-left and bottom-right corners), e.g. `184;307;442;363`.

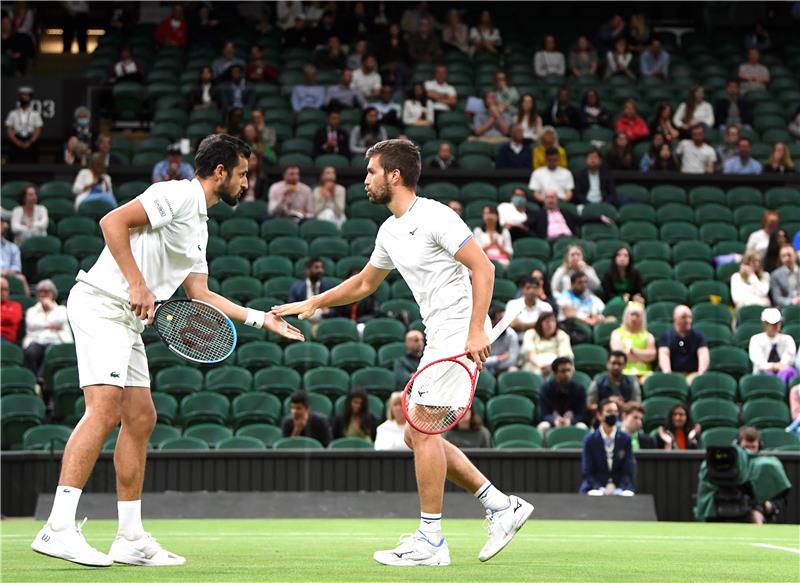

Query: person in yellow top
532;126;568;169
609;302;656;379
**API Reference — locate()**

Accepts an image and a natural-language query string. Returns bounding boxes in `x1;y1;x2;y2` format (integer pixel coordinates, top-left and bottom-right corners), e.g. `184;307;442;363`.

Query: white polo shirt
504;296;553;326
370;197;473;332
424;80;457;111
77;178;209;301
528;166;575;199
351;68;382;99
5;106;43;138
676;140;717;174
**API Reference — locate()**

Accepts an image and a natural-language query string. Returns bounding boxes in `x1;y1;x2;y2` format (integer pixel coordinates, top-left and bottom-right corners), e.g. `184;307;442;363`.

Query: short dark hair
545;146;560;158
521;275;541;288
551;356;573;374
305;256;323;269
570;270;587;283
194;134;251;178
738;137;752;146
365;139;422;188
289;390;309;408
738;426;759;443
598;398;616;413
608;350;628;363
586;148;603;160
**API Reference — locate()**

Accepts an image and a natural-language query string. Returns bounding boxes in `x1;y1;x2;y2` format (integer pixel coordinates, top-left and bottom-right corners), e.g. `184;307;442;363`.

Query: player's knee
403;426;415;450
123;402;157;435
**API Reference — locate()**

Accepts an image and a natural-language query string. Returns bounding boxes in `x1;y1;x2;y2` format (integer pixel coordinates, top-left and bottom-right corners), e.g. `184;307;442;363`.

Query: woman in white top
745;210;780;260
22;279;73;380
605;37;636;80
312;165;346;228
672;85;715;131
72;153;114;209
442;9;470;55
10;185;48;245
748;308;797;385
402;83;435;127
515;94;543;142
551;244;601;296
469;10;501;55
731;251;771;308
374;392;411;451
473;205;513;267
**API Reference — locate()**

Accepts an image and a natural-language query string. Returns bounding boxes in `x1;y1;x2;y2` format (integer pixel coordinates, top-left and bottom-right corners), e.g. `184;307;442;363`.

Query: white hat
761;308;782;325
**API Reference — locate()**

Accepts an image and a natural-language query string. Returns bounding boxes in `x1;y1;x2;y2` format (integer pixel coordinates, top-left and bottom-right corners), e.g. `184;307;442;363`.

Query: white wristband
244;308;266;328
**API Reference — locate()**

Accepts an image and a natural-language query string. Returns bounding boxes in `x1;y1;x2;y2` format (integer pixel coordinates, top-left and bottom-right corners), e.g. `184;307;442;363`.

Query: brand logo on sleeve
409;227;418;236
153;199;166;217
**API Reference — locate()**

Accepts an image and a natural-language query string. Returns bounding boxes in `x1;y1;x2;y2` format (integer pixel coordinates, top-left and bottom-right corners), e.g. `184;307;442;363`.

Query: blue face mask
604;414;618;427
77;118;89;127
511;196;526;207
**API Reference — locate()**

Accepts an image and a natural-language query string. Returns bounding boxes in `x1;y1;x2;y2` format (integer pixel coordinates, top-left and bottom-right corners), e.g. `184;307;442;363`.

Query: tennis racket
153;299;237;364
402;302;524;435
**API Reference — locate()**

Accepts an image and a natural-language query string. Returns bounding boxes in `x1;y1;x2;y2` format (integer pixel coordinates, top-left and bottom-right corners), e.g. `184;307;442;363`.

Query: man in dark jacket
544;87;581;129
287;257;334;322
495;125;533;169
572;149;617;205
393;330;425;389
580;399;635;494
537;357;588;436
281;390;333;446
313;108;350;157
713;79;753;130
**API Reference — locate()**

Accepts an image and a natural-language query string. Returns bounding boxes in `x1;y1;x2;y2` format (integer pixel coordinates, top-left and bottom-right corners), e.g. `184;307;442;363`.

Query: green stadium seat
335;256;368;279
328;437;374;449
63;235;105;259
309;237;349;260
300;219;340;241
486;395;535;431
377;342;406;369
159;437;210;450
77;199;115;221
340;219;377;241
149;424;181;448
363;318;406;347
700;427;739;448
262;276;296;300
512;238;551;261
688;281;731;306
651;185;686;206
738;374;786;402
733;322;762;350
330;342;376;372
151;392;178;425
273;436;324;449
474;370;497;401
221;276;262;303
546;426;589;448
220;218;258;240
231;392;282;428
643;373;689;401
673;241;712;264
460;181;498;203
642;397;682;432
656;203;694;226
227;236;268;261
742;399;790;429
660;222;699;245
1;366;37;395
206;237;227;261
283;342;329;372
506;258;546;284
495;371;542;400
694;204;733;226
637;260;673;284
179;391;230;427
154;366;203;400
280;138;313;156
699;223;739;246
261;219;299;241
236;424;283;447
689;186;725;207
56;216;101;240
765;187;799;208
350;366;395;400
269;236;308;260
715;261;741;283
236;341;282;371
736;304;766;326
0;342;23;367
209;255;250;279
1;393;46;448
376;299;419;322
620;222;658;244
674;261;715;286
22;424;73;451
20;236;61;262
267;317;310;346
217;436;267;449
709;346;750;379
253;367;301;400
759;428;800;451
41;199;75;222
42;344;77;387
693;321;732;348
645;280;688;304
251;256;293;280
493;424;542;448
205;366;252;398
690;372;738;401
726;187;762;207
303;366;350;399
633;240;670;263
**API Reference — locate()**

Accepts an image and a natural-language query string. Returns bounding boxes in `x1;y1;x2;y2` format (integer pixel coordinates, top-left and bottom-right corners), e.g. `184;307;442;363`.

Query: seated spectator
110;45;143;83
764;229;790;274
0;220;28;296
1;13;35;76
23;279;72;383
597;14;627;52
0;276;22;343
283;13;312;48
521;311;571;377
444;407;492;448
95;134;125;168
601;247;644;305
369;86;401;127
580;399;635;496
531;268;559;314
649;102;680;143
748;308;798;386
578;89;612;129
610;302;657;378
313;166;346;228
558;271;608;326
64;135;89;166
723;138;762;175
588;351;642;412
241;152;269;201
716;125;741;166
408;17;442;63
268;165;314;221
377;23;409;84
349;108;388;156
402;83;436;127
551;244;601;296
605;37;636;80
614;99;650;143
538;357;588;436
529;147;574;202
497;187;533;240
771;244;800;307
746;210;780;260
424;65;457;113
569;36;598;78
217;65;254;112
5;86;43;164
281;390;332;447
211;40;245;80
606;131;637;170
374;392;411;451
287;257;334;324
291;65;326;112
394;330;425;390
151;144;194;184
188;66;219;111
189;4;220;48
73;153;115;209
544;87;580;129
246;44;278;83
533;126;567;169
314;35;347;70
429;142;458;170
507;276;555;334
331;268;380;323
469;10;502;55
447;200;463;217
155;5;188;48
485;305;519;376
745;22;772;52
532;190;577;241
657;305;710;381
515;94;543;142
332;387;378;442
471;91;513;144
620;401;656;450
534;34;566;77
639;37;669;79
648;141;679;172
442;9;469;55
789;106;800;142
496;125;532;169
573;149;617;205
326;69;366;110
656;404;700;450
674;86;715;133
628;13;652;52
277;2;304;30
401;2;436;35
763;141;795;174
249;108;277;155
714;79;753;130
473;205;513;266
738;48;770;93
492;71;520;115
313;108;350;157
731;251;771;308
351;55;382;101
10;185;48;245
675;125;717;174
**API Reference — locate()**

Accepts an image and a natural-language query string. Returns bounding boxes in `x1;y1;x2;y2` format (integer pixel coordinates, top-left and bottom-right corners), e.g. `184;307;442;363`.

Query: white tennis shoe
108;532;186;566
373;531;451;566
478;495;534;562
31;518;112;567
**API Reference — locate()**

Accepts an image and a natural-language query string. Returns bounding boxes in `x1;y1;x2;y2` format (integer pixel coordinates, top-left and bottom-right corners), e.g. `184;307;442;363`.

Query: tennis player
31;135;304;567
274;139;533;566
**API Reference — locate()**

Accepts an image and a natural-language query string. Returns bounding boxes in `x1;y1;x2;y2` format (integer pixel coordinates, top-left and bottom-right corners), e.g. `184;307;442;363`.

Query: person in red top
0;276;23;343
614;99;650;143
154;5;188;48
656;403;700;450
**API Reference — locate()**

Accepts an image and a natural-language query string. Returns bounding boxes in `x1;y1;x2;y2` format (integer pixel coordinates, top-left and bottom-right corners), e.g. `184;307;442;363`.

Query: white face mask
171;18;180;29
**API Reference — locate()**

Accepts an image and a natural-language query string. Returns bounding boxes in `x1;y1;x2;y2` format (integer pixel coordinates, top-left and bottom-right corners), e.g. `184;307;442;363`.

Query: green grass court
2;518;799;582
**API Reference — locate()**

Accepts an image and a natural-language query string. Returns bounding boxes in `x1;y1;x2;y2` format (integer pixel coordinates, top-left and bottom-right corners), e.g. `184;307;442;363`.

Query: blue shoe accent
416;531;446;547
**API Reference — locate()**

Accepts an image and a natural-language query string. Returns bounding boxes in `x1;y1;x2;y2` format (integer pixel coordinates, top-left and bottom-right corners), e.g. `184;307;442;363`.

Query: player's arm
272;263;390;320
455;238;495;370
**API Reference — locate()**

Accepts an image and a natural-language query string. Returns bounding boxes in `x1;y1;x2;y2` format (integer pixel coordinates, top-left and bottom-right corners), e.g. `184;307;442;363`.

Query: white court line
751;543;800;555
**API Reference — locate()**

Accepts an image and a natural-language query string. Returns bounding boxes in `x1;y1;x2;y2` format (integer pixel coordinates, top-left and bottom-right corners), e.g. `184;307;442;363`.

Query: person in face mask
579;399;635;496
5;86;43;163
497;187;533;241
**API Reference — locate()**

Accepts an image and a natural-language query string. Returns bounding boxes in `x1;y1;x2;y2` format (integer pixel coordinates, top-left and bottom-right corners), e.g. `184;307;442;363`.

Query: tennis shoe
478;495;534;562
108;532;186;566
373;531;450;566
31;518;112;567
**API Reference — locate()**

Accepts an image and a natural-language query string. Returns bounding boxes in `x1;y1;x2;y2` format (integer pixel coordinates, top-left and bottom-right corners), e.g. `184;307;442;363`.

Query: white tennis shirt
77;178;209;301
369;196;473;331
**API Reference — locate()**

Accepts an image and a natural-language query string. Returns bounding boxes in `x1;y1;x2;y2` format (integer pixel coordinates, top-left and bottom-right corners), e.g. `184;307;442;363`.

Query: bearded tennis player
274;139;533;566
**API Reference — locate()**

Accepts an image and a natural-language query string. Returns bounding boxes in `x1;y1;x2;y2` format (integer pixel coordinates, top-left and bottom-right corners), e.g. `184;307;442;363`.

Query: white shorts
67;282;150;389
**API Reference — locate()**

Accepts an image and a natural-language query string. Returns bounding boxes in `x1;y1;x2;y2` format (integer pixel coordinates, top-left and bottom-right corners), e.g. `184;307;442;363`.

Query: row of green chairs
642;396;791;433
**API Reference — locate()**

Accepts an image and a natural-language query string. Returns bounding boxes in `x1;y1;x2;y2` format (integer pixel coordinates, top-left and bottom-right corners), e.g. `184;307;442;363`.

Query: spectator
110;45;144;83
496;187;530;238
394;330;425;390
428;142;458;170
188;66;219;111
5;86;42;163
573;149;616;205
442;9;469;54
534;34;566;77
485;305;519;375
408;17;442;63
674;86;714;133
789;106;800;142
241;152;269;201
227;108;245;138
545;87;580;129
569;35;598;78
444;407;492;448
764;229;790;274
73;152;115;209
639;37;669;79
469;10;502;55
588;351;642;411
154;5;188;48
533;126;568;169
0;219;28;296
724;138;762;175
771;244;800;307
369;86;401;127
10;184;47;245
532;190;578;242
580;399;635;496
218;65;255;112
287;256;333;324
424;65;457;114
313;166;346;227
349;108;388;156
538;357;588;436
249;109;278;156
284;14;312;48
314;35;347;70
332;387;378;442
374;392;411;451
376;23;409;83
657;305;710;381
268;165;314;221
628;13;651;52
1;13;34;75
610;302;656;379
447;200;463;217
22;279;73;383
281;390;332;447
351;55;382;101
277;1;304;30
531;268;559;314
649;141;679;172
602;247;645;305
716;125;741;166
471;91;513;144
473;205;513;267
290;65;326;112
675;125;717;174
763;141;795;174
638;134;665;172
401;1;436;35
514;94;543;142
656;403;700;450
738;48;770;94
557;271;607;326
521;311;571;377
246;44;278;83
606;131;637;171
331;267;380;323
0;276;22;343
597;15;627;52
151;144;194;184
95;134;125;168
530;148;574;202
578;89;612;129
325;68;367;110
649;102;680;143
746;210;781;261
313;108;350;157
731;251;771;309
402;83;435;127
614;99;650;143
605;37;636;80
188;4;220;50
744;22;771;52
343;2;370;39
496;125;532;169
551;244;601;296
507;276;555;334
748;308;797;385
64;135;89;167
714;79;753;130
493;71;520;115
620;401;656;450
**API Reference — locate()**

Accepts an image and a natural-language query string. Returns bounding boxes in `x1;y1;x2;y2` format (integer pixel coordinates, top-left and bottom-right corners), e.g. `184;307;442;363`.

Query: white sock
48;486;82;531
418;512;442;544
117;500;145;539
474;481;510;512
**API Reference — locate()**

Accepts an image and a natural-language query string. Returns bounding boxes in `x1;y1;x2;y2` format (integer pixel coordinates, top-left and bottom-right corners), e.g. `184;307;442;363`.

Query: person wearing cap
22;279;73;383
748;308;798;386
151;145;195;184
4;86;43;163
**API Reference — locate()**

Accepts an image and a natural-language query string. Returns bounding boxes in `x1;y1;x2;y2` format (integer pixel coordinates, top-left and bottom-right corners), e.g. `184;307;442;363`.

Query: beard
366;176;392;205
217;176;242;207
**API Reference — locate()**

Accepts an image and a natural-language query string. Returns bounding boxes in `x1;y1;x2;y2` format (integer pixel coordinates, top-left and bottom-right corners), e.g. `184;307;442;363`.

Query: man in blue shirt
290;65;326;112
723;137;763;175
639;38;670;79
0;218;28;295
151;144;195;184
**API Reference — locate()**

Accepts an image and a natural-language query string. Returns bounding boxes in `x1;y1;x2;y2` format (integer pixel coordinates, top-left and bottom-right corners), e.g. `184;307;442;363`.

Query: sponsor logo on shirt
153;199;167;218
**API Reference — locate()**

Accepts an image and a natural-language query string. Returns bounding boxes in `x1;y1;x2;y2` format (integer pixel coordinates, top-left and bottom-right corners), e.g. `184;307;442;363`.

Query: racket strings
155;301;235;362
406;359;473;433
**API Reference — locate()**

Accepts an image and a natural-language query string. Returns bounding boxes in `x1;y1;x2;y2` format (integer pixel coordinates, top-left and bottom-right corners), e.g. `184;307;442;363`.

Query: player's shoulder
414;196;459;219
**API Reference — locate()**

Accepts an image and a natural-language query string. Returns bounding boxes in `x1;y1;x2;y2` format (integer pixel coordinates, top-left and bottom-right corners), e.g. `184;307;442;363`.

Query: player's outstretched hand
464;329;491;371
271;299;319;321
263;311;306;342
129;282;156;325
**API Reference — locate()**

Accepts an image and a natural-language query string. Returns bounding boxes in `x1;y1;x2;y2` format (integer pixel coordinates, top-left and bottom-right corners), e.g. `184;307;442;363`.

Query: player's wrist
244;308;266;328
